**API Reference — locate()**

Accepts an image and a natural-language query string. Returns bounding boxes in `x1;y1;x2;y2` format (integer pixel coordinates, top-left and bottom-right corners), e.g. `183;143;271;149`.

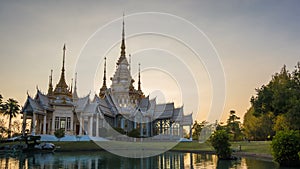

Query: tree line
244;63;300;140
191;62;300;166
0;94;21;139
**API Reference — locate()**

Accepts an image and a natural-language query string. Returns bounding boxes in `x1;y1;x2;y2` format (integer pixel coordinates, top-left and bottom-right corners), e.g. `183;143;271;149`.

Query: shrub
210;129;232;159
128;128;140;138
54;128;65;141
114;127;125;135
271;130;300;167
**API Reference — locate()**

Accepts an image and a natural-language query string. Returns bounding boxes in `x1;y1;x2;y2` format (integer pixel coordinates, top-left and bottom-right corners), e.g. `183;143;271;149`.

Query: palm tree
0;94;3;112
2;98;20;138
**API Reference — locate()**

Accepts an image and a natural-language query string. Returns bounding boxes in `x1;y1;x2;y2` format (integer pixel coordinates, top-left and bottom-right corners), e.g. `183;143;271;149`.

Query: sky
0;0;300;123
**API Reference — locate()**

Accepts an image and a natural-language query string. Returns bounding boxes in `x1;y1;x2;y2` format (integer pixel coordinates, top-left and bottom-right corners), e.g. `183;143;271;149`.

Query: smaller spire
73;73;78;99
129;54;131;74
62;44;66;72
99;57;107;98
103;57;107;87
70;78;73;93
53;44;71;100
47;69;53;96
138;63;141;91
117;13;126;65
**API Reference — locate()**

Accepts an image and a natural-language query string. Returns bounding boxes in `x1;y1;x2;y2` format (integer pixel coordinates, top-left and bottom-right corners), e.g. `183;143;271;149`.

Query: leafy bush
54;128;65;141
113;127;125;135
128;128;140;138
210;129;232;159
271;130;300;166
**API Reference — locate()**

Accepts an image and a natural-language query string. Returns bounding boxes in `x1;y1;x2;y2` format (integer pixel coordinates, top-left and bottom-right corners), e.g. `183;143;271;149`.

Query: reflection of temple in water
1;152;215;169
0;152;279;169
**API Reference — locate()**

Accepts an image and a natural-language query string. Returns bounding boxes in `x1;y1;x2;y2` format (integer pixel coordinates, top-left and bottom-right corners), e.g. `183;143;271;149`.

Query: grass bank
3;140;273;158
53;140;272;155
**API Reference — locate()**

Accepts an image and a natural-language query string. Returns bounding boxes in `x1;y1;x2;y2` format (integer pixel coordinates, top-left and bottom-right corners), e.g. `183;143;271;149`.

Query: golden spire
73;72;78;99
117;14;126;65
47;69;53;96
57;44;67;87
99;57;107;98
62;44;66;72
138;63;141;91
54;44;71;99
121;13;126;57
137;63;144;98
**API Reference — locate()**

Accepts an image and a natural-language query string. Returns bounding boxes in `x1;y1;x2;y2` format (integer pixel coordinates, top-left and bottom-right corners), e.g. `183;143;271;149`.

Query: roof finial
120;13;126;57
99;57;107;98
129;54;131;74
103;57;107;87
74;73;77;92
62;44;66;72
73;72;78;99
138;63;141;91
53;44;70;99
47;69;53;96
70;78;73;93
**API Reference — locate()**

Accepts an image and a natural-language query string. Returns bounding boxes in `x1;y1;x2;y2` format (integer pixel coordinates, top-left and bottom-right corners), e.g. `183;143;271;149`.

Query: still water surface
0;151;296;169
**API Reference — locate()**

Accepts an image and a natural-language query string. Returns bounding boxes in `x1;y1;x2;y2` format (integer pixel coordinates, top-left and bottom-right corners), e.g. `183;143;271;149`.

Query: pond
0;151;296;169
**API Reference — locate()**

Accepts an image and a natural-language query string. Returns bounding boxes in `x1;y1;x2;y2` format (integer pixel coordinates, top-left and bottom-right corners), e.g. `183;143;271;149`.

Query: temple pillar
140;123;143;137
51;113;55;134
96;114;99;137
189;125;192;139
70;115;74;134
179;125;183;138
170;123;173;139
89;116;93;136
79;114;83;135
43;115;47;134
22;112;27;136
31;113;36;135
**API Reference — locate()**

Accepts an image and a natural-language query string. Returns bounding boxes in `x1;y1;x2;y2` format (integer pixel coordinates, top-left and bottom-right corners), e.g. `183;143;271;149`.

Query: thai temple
21;18;193;139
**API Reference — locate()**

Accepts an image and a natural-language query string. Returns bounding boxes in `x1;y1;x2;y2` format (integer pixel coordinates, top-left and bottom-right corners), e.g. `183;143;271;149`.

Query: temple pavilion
21;19;193;139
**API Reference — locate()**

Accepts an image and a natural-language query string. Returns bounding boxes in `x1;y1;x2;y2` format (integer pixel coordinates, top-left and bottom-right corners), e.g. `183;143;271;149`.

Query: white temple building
21;19;193;139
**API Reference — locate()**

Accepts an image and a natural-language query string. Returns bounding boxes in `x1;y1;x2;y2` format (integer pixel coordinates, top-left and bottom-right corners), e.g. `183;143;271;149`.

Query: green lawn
2;140;272;156
230;141;272;155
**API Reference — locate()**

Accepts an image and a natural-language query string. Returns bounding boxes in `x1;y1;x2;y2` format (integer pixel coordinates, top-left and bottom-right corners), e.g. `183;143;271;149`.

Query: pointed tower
47;69;53;96
53;44;72;102
117;14;126;65
138;63;141;91
73;73;78;99
110;14;132;107
99;57;107;98
137;63;144;98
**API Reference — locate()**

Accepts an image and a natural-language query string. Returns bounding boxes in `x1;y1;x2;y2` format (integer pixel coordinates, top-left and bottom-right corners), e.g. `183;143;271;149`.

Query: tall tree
250;63;300;131
244;107;275;140
226;110;243;141
2;98;20;138
0;94;3;113
192;120;208;140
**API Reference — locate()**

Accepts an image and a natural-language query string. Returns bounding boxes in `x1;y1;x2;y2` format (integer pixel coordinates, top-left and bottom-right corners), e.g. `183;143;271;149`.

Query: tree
210;130;232;159
54;128;65;141
243;107;275;140
0;118;7;139
2;98;20;138
0;94;4;114
271;130;300;167
226;110;243;141
192;120;208;141
128;128;140;138
250;63;300;132
11;120;22;136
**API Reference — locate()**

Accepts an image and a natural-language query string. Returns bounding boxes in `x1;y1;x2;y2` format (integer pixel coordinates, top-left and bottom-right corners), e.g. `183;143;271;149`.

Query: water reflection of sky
0;151;281;169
